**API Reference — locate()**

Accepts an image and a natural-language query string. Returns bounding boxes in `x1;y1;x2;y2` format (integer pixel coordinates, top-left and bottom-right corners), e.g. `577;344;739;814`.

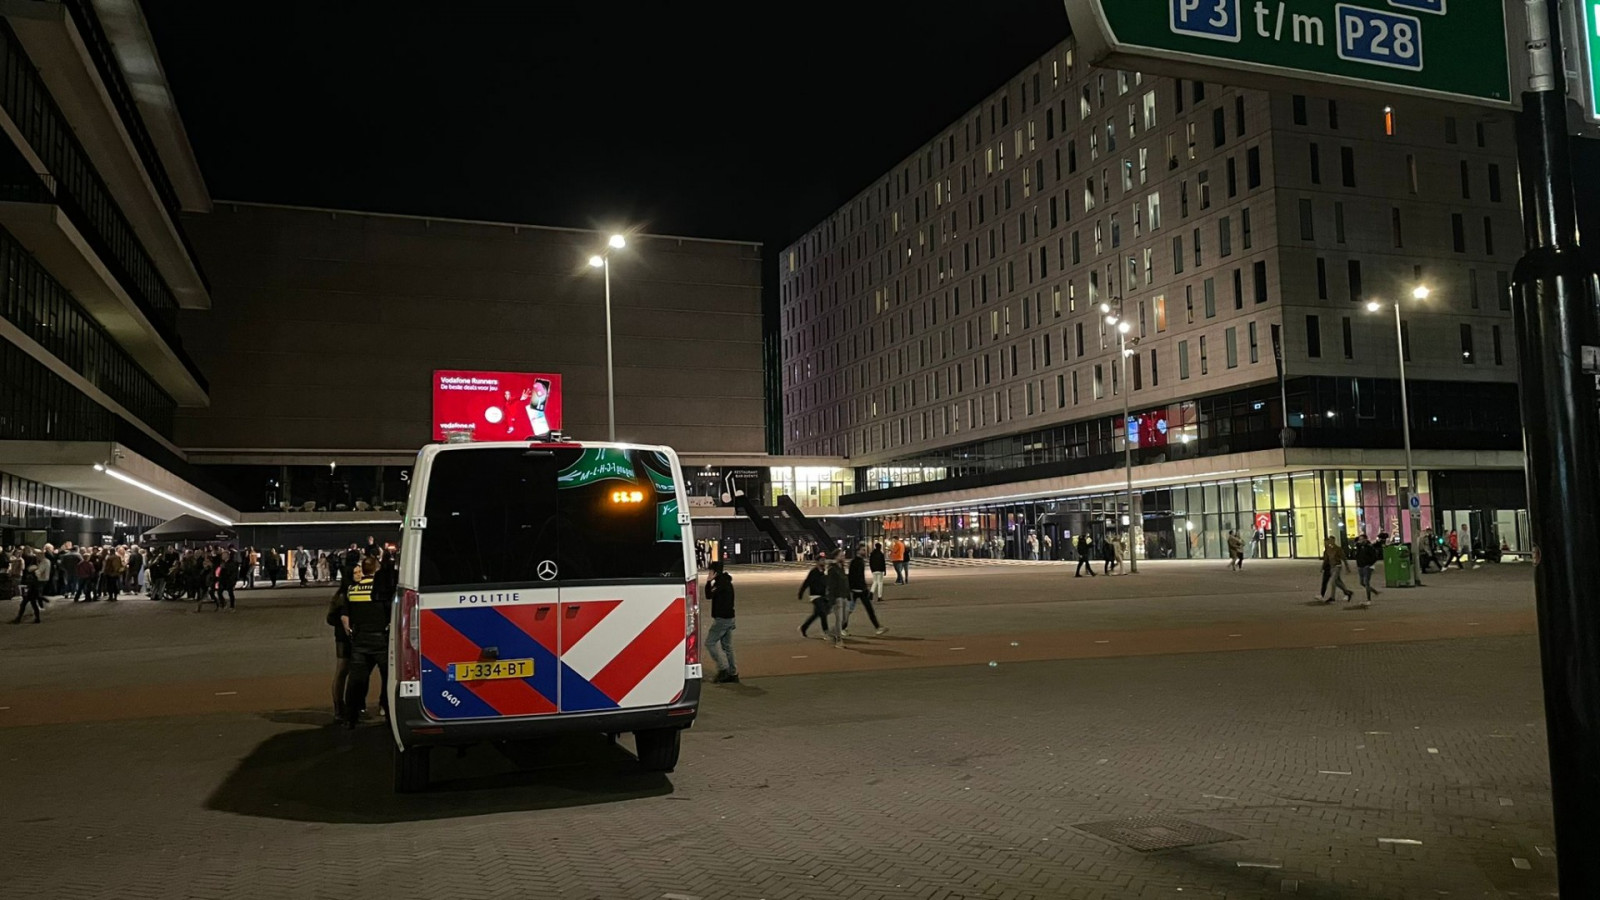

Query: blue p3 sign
1170;0;1242;42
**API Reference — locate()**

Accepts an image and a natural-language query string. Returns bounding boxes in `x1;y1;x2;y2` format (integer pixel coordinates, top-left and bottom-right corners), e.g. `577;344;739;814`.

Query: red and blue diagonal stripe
420;606;559;720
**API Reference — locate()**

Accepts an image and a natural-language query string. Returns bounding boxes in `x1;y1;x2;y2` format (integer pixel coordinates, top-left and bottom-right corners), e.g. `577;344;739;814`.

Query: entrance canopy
144;514;236;542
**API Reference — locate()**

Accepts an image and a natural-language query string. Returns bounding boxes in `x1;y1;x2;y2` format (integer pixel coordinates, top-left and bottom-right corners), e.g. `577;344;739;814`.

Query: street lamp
1366;284;1429;587
1103;299;1139;574
587;234;628;441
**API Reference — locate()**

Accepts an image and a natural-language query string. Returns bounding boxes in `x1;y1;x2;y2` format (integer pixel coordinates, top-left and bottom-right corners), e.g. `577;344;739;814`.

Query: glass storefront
855;467;1520;561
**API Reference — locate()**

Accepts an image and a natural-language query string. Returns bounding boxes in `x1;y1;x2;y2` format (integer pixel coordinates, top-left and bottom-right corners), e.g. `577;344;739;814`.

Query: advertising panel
432;370;563;441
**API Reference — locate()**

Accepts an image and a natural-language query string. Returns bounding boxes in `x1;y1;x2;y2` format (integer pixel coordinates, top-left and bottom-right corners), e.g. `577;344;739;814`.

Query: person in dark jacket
219;550;240;610
845;543;886;636
1354;535;1382;608
703;561;738;682
1075;533;1097;577
337;556;391;728
868;543;887;602
798;554;832;640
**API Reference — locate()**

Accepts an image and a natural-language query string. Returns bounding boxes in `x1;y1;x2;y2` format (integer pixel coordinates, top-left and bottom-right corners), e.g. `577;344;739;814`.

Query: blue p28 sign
1335;4;1424;71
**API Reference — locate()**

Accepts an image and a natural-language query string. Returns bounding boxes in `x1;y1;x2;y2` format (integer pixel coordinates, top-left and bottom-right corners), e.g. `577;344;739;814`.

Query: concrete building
0;0;225;547
779;38;1525;561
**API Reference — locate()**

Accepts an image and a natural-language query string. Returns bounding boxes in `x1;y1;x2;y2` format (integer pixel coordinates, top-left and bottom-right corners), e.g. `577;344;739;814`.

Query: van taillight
400;588;421;681
683;578;699;665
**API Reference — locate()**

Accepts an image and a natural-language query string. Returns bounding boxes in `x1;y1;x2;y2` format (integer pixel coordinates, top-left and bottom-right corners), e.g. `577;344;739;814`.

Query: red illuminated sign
432;370;563;442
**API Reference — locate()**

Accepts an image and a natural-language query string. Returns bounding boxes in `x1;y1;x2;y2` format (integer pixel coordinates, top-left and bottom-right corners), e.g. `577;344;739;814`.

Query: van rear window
417;447;685;588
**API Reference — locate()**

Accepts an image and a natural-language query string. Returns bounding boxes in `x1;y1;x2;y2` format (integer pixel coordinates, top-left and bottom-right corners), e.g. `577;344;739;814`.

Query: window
1384;105;1395;136
1172;235;1184;274
1233;268;1244;309
1298;199;1315;240
1316;258;1328;299
1107;118;1117;152
1194;80;1205;102
1306;314;1322;358
1227;157;1238;198
1248;321;1259;363
1498;271;1512;311
1341;316;1353;359
1348;259;1363;302
1198;170;1212;208
1093;364;1104;399
1452;214;1466;252
1143;90;1157;129
1341;147;1356;187
1155;294;1167;331
1469;269;1480;308
1235;95;1246;136
1242;208;1252;249
1292;94;1307;125
1224;327;1239;368
1187;122;1197;158
1253;260;1268;304
1246;147;1261;188
1328;99;1340;129
1199;336;1209;374
1193;227;1203;266
1492;325;1504;365
1401;320;1411;361
1309;143;1321;184
1186;285;1195;323
1391;208;1404;248
1147;191;1162;229
1460;323;1475;364
1489;164;1503;202
1477;121;1488;147
1484;216;1496;255
1122;158;1134;191
1204;277;1217;318
1151;348;1160;386
1445;116;1459;143
1334;202;1346;243
1213;107;1226;147
1219;217;1233;257
1460;160;1472;199
1178;340;1191;379
1407;155;1418;194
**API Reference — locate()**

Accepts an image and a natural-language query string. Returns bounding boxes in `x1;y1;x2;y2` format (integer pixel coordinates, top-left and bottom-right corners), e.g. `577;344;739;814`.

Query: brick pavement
0;561;1557;898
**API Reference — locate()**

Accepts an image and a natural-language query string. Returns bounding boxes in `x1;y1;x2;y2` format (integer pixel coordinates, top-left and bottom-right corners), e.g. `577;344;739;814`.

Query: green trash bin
1384;543;1414;587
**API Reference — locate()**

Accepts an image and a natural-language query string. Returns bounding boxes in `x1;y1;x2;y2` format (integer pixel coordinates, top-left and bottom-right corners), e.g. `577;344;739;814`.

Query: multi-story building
779;38;1525;561
0;0;226;546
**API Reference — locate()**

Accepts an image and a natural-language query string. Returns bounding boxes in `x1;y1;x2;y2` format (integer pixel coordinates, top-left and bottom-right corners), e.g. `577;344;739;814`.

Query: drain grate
1072;816;1244;852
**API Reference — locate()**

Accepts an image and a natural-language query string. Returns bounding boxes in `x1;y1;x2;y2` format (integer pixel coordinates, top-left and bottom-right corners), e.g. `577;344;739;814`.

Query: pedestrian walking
1227;530;1245;571
798;554;832;640
869;542;887;601
826;551;851;647
1075;533;1097;577
1320;537;1355;603
703;561;738;683
296;546;311;586
845;544;886;635
266;548;280;587
245;547;258;589
1354;535;1382;608
1101;534;1117;575
7;552;42;624
891;538;908;584
220;550;240;610
1447;529;1463;569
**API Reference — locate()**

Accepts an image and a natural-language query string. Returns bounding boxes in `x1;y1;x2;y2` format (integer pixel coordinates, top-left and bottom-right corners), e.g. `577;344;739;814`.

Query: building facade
0;0;227;546
779;38;1525;560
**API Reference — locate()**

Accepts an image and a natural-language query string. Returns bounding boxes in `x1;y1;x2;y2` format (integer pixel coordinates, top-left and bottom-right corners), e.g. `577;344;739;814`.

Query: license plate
449;659;533;681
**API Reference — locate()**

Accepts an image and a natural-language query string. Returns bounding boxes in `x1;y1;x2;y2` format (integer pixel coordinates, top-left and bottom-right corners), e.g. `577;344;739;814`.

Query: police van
386;440;701;792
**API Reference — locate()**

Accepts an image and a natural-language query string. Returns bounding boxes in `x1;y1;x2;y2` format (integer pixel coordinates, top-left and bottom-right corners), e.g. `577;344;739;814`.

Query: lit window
1384;106;1395;136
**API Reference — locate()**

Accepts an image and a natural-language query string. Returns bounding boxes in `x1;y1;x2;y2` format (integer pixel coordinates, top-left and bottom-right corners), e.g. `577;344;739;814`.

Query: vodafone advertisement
432;370;563;442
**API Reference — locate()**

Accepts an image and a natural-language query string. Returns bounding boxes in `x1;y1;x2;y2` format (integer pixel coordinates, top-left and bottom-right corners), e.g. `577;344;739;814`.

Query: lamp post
587;233;628;442
1366;283;1429;587
1101;301;1139;574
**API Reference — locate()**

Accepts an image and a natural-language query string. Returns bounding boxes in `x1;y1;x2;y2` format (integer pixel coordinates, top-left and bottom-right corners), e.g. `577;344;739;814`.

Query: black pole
1511;2;1600;892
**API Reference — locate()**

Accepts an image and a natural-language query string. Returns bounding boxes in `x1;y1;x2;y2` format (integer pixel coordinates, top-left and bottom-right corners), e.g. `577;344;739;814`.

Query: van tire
634;727;681;772
393;744;430;793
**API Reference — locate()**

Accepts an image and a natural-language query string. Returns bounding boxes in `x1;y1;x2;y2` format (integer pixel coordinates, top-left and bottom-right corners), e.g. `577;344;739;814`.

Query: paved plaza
0;560;1559;899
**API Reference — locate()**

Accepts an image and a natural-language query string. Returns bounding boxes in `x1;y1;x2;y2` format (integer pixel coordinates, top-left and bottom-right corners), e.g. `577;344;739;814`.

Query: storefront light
93;465;234;527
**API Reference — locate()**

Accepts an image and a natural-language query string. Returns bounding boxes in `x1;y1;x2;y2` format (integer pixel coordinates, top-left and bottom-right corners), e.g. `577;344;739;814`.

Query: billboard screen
432;370;563;441
1126;409;1170;449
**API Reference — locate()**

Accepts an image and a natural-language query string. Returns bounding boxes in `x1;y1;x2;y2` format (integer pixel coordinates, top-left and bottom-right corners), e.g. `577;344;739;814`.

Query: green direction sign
1065;0;1514;108
1583;1;1600;121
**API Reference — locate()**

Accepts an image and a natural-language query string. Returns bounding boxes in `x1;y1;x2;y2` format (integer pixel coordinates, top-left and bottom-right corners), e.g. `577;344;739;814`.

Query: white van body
386;441;701;791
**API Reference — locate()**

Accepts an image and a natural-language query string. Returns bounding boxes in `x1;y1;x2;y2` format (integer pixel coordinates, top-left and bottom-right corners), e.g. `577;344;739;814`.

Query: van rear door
414;448;563;721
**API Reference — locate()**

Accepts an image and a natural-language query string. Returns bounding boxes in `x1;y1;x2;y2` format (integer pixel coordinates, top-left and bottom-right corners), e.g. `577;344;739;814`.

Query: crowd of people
1;538;391;623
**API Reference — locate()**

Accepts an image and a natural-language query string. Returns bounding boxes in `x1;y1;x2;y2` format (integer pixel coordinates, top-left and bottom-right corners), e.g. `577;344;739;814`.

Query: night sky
142;0;1072;251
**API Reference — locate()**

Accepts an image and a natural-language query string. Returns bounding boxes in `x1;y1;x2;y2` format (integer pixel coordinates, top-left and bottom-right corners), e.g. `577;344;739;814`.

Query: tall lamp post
1101;301;1139;574
587;233;628;441
1366;284;1429;587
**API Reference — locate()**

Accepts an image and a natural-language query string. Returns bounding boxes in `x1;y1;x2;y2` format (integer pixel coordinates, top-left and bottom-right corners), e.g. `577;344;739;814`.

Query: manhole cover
1073;816;1244;852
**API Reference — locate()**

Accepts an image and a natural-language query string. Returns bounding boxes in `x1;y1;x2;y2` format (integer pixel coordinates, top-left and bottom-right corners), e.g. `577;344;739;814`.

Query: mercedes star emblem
536;560;558;581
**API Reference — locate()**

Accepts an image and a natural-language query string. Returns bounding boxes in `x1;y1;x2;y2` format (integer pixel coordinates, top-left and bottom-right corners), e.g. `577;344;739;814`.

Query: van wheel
634;727;681;773
393;744;430;793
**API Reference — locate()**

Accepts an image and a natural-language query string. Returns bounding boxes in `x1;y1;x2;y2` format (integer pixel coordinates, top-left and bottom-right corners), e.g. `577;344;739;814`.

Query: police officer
337;554;394;728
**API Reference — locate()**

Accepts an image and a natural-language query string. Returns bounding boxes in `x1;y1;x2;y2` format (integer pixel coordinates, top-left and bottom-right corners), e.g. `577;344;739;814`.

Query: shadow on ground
205;711;671;823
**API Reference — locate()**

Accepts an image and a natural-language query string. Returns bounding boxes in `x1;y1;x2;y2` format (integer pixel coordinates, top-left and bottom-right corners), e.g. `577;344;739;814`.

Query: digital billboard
1126;409;1170;448
432;370;563;441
